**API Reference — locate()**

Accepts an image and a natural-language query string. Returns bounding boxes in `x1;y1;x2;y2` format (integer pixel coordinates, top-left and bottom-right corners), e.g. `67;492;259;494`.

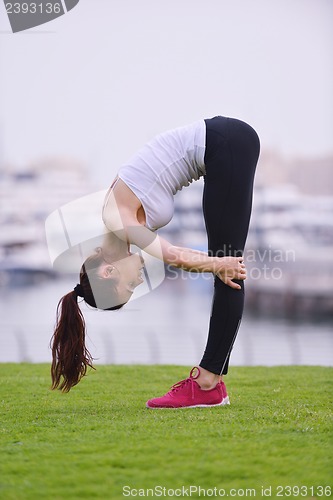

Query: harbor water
0;275;332;368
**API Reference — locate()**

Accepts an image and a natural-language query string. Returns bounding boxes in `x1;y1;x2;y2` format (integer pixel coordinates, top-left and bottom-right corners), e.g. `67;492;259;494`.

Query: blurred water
0;275;332;367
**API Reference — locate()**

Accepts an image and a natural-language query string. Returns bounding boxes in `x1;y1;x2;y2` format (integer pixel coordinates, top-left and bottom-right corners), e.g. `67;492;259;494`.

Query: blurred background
0;0;332;367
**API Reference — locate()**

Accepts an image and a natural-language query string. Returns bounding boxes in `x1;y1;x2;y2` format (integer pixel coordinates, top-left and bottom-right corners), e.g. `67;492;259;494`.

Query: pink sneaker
146;367;230;409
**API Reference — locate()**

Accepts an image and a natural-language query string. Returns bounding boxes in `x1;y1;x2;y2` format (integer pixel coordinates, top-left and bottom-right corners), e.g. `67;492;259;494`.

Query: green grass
0;365;332;500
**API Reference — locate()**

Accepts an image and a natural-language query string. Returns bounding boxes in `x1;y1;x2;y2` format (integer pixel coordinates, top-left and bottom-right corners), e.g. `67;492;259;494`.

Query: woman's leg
145;116;260;408
199;116;260;375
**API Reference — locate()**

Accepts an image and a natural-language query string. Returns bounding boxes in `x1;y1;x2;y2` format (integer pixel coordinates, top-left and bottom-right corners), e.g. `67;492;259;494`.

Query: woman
51;115;260;408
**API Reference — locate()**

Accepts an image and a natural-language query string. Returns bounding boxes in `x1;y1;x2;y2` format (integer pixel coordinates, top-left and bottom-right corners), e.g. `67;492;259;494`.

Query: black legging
199;116;260;375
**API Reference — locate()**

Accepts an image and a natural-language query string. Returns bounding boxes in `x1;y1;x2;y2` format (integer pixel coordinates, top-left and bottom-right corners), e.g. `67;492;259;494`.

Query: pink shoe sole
146;395;230;409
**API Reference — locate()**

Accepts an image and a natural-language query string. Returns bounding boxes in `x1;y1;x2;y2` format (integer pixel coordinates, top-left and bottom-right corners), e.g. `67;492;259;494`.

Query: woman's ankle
197;366;222;390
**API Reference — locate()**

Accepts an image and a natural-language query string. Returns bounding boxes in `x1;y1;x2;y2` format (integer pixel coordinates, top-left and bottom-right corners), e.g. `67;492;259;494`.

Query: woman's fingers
215;256;247;289
238;259;246;277
238;267;247;279
225;278;242;290
216;273;244;289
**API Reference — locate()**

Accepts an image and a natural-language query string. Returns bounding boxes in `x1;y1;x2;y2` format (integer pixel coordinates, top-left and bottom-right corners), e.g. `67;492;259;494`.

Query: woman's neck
101;231;129;263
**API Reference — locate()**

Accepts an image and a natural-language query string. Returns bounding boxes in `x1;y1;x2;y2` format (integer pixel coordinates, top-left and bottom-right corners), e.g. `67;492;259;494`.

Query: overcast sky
0;0;332;186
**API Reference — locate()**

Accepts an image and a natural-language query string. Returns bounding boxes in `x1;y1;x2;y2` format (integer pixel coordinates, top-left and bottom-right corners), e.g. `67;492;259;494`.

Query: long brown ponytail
50;250;125;392
51;290;94;392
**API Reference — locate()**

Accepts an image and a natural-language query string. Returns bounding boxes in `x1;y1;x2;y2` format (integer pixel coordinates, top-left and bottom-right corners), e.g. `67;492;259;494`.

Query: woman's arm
102;179;246;289
104;208;246;289
162;243;246;289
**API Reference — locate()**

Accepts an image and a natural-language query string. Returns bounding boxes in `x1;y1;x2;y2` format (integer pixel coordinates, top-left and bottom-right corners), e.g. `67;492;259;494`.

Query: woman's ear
99;264;116;279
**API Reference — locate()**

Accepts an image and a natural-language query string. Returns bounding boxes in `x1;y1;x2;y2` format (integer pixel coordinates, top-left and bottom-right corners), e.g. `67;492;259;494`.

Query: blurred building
0;157;95;284
256;151;333;195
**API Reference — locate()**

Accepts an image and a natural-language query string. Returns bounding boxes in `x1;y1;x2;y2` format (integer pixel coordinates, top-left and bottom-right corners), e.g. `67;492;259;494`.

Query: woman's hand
214;256;247;290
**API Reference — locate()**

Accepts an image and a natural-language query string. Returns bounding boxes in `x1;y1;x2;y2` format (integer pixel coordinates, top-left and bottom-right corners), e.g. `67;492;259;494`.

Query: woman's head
51;248;145;392
80;249;145;310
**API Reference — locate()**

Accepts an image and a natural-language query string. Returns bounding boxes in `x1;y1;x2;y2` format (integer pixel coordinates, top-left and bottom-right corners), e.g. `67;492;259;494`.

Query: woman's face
98;253;145;304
